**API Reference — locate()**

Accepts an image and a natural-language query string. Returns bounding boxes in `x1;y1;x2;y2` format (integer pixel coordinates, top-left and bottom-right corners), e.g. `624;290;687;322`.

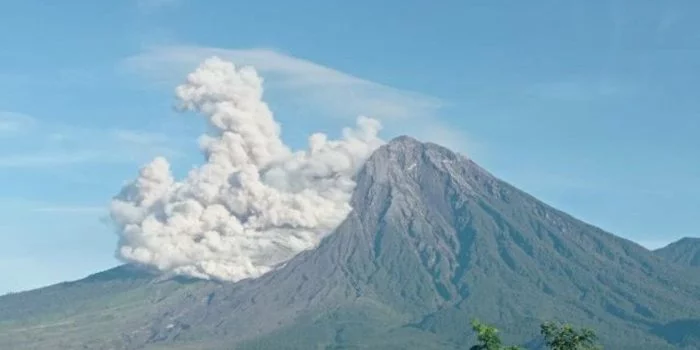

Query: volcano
2;136;699;349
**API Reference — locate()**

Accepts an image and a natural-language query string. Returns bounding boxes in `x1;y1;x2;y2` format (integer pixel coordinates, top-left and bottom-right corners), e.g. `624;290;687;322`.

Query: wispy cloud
0;111;36;135
123;45;444;122
32;205;106;214
0;198;106;215
0;113;181;168
0;151;102;168
121;45;474;154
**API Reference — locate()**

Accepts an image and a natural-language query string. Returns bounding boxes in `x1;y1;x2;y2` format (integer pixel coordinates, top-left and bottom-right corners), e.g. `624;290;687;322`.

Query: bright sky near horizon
1;0;699;294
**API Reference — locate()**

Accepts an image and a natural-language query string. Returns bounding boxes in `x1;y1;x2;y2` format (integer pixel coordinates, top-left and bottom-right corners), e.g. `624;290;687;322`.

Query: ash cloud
110;57;384;282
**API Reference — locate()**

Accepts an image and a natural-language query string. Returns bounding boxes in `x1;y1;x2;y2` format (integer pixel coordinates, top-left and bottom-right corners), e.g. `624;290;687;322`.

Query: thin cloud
0;112;181;168
32;205;106;214
0;112;36;134
0;198;105;215
0;151;102;168
121;45;474;154
123;45;445;122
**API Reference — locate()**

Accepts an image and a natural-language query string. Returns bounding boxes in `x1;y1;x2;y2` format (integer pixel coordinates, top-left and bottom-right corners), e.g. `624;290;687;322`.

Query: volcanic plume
110;57;384;282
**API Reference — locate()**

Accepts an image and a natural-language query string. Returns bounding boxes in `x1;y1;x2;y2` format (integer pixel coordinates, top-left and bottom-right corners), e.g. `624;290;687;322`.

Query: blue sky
1;0;699;294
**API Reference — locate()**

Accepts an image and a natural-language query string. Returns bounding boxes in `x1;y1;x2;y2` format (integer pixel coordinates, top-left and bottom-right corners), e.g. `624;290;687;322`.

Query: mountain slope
0;265;211;349
655;237;700;267
1;136;699;350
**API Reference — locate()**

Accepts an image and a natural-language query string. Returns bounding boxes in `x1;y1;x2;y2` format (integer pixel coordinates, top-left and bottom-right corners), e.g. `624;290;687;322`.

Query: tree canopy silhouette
470;320;520;350
540;322;601;350
470;319;602;350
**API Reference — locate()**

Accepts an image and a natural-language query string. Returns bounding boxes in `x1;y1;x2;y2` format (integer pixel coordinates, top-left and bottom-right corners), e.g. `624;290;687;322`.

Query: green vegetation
470;320;521;350
471;319;601;350
540;322;601;350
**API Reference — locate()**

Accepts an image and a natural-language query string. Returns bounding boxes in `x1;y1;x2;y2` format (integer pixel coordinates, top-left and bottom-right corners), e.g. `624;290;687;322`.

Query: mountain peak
677;236;700;244
361;135;472;183
388;134;421;145
3;137;700;350
656;236;700;252
378;135;430;163
655;236;700;267
383;135;458;156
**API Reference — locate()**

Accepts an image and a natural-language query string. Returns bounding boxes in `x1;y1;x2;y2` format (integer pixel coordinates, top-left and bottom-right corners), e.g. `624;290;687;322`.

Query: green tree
540;322;602;350
470;319;521;350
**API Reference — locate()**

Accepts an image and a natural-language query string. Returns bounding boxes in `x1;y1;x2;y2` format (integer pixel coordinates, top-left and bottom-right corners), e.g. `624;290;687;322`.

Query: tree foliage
470;319;602;350
540;322;601;350
470;320;521;350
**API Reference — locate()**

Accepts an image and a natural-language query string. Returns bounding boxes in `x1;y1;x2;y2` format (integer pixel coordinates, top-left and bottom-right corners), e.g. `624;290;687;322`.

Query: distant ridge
655;237;700;267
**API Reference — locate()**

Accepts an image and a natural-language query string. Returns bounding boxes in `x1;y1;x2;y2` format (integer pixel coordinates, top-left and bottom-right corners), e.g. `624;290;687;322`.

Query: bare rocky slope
1;136;699;349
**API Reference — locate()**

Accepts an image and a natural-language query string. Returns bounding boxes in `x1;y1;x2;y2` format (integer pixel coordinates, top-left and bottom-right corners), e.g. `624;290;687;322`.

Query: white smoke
110;57;384;282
